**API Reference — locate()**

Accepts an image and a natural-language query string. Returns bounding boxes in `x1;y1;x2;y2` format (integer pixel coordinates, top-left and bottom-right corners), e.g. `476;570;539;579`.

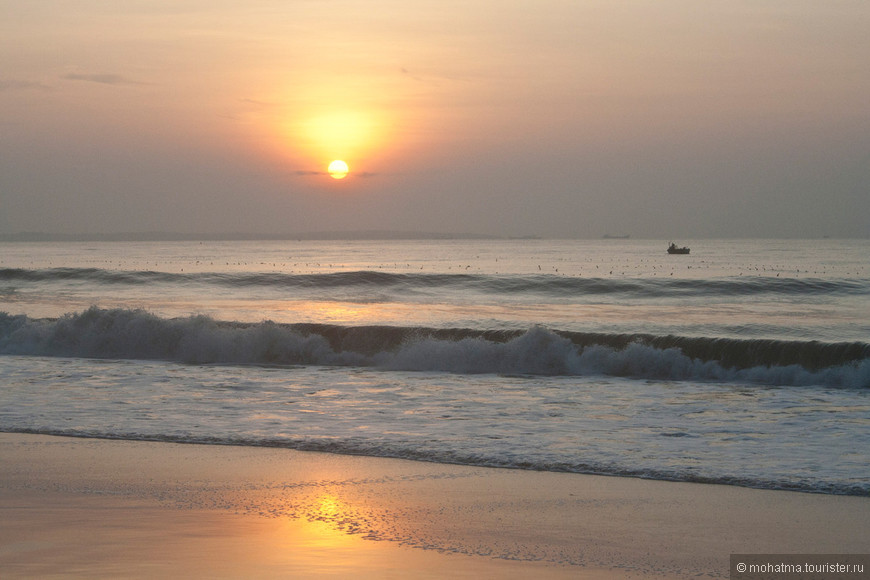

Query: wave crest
2;267;867;298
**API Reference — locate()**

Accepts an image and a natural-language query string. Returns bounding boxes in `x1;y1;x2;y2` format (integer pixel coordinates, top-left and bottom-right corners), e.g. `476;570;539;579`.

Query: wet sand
1;433;868;578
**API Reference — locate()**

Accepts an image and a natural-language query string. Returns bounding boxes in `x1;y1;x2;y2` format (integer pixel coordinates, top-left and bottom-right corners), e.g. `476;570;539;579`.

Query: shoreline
4;429;867;498
2;433;869;578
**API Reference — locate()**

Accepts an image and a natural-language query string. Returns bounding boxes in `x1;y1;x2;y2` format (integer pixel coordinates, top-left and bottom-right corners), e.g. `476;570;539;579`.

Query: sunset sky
2;1;869;238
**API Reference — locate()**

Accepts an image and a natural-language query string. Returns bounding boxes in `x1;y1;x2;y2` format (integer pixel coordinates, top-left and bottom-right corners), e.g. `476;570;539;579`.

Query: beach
2;433;869;579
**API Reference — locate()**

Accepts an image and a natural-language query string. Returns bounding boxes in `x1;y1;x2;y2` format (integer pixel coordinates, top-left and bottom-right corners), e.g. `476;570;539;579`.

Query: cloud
63;73;145;86
401;67;424;82
239;97;275;110
291;170;380;178
0;78;50;91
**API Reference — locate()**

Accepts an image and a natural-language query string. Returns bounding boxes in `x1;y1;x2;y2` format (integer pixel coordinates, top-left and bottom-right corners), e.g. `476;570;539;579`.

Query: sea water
1;239;868;495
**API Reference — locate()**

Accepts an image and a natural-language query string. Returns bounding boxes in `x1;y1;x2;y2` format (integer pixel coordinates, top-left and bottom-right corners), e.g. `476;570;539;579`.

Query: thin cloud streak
0;78;51;91
63;73;146;86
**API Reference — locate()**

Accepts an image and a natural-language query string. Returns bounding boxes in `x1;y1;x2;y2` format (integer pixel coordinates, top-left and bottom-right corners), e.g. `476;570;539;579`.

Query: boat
667;242;690;254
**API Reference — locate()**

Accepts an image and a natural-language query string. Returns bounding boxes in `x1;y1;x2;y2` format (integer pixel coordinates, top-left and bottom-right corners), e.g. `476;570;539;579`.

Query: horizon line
0;231;864;242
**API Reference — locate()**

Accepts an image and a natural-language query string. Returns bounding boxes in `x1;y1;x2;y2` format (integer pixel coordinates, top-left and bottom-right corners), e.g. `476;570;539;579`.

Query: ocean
1;238;868;495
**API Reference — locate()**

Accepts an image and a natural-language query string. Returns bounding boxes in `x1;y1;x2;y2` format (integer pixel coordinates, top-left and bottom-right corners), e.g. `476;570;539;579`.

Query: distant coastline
0;231;503;242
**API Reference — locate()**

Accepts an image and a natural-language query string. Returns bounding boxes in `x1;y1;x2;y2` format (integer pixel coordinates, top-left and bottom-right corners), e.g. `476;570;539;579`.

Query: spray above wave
2;267;867;298
1;308;867;387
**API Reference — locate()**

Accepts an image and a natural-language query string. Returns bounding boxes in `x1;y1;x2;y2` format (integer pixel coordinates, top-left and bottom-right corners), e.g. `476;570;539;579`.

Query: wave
1;308;868;387
3;427;865;496
2;267;867;298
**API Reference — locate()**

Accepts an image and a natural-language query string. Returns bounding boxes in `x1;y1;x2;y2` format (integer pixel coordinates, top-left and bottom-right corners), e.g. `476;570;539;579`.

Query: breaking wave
1;307;867;388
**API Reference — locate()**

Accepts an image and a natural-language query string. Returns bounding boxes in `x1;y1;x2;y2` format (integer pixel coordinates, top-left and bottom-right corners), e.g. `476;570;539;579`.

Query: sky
2;0;869;239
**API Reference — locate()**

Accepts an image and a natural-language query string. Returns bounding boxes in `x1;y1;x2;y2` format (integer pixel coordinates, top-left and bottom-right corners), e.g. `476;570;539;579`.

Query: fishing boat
667;242;690;254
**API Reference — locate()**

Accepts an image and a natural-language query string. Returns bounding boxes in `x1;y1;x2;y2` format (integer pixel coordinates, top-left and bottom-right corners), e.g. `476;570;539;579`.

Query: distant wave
2;308;867;387
2;267;867;298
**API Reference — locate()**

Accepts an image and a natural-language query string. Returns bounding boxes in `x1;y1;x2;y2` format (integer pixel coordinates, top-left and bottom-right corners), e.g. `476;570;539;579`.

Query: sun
328;159;349;179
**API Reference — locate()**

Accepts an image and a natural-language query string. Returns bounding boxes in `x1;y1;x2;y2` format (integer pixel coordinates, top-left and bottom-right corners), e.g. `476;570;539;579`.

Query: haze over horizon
2;1;869;240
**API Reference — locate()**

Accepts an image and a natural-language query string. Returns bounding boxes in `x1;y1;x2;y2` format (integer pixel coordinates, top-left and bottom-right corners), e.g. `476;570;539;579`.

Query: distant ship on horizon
602;234;630;239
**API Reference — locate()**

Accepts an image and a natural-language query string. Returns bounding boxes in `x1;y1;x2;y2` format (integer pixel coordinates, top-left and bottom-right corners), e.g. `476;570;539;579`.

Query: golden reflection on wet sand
1;490;580;579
